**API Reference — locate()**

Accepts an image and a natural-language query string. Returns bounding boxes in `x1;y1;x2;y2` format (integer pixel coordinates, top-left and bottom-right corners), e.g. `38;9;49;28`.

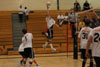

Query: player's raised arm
86;12;93;22
55;23;63;30
92;9;100;19
46;1;51;16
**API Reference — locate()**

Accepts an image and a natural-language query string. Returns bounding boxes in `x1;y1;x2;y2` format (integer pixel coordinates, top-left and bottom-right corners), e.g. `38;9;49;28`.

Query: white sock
50;43;54;49
23;64;26;67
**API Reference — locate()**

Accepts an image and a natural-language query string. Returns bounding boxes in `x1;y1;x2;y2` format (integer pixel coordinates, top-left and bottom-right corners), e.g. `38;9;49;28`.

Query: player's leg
43;40;48;50
89;50;93;67
24;48;29;67
19;52;25;67
49;29;56;51
42;29;49;49
81;49;87;67
28;48;40;67
94;57;100;67
28;59;40;67
32;50;40;66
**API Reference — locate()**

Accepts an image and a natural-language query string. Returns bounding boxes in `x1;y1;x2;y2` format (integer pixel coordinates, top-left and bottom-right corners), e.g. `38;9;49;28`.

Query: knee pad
24;58;27;64
29;62;32;64
29;59;33;63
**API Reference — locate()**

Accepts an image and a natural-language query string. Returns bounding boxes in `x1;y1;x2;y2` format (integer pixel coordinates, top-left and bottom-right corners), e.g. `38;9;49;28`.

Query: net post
66;24;69;57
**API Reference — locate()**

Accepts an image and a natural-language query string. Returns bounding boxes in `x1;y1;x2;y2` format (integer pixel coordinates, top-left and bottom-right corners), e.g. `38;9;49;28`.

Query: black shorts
47;29;53;39
19;52;25;58
24;48;35;58
80;49;92;59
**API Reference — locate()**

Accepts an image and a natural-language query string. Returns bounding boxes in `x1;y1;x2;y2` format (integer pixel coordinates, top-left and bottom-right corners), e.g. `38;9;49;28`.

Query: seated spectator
57;13;64;25
74;0;81;12
63;12;69;24
83;0;90;11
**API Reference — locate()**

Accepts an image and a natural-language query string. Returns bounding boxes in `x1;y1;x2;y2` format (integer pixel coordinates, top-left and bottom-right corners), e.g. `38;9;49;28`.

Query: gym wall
0;0;99;11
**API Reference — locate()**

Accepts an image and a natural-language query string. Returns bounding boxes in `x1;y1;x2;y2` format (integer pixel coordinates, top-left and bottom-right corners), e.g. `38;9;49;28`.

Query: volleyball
47;1;51;6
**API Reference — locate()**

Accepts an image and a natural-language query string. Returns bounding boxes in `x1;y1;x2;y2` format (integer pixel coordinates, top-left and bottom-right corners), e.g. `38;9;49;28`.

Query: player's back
78;27;92;49
46;17;55;29
24;33;33;48
90;26;100;57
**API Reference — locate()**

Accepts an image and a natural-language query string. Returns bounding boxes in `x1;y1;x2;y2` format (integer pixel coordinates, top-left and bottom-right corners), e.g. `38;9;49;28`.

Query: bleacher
0;12;13;54
1;10;100;55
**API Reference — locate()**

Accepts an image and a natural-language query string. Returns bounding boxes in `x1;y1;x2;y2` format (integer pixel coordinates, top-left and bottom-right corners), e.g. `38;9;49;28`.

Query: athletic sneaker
41;32;45;35
35;64;40;67
41;32;48;36
28;63;32;67
20;61;23;67
42;44;46;50
51;48;56;51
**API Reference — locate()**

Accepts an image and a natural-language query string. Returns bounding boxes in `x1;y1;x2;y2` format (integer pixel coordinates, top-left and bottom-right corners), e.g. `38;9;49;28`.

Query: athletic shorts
47;29;53;39
19;52;25;58
80;49;92;59
24;48;35;58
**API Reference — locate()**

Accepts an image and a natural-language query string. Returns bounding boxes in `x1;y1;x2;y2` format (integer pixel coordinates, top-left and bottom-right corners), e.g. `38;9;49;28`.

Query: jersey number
82;33;88;39
94;33;100;42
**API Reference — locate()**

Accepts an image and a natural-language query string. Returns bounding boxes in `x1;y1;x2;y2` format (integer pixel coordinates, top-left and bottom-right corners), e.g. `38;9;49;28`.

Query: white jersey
64;16;68;21
18;36;26;52
25;9;29;15
18;8;23;14
57;15;64;20
46;17;55;29
89;26;100;57
78;27;92;49
24;33;33;48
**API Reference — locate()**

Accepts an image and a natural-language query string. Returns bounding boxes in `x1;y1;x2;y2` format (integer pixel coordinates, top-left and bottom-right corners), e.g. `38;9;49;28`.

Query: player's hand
85;51;89;58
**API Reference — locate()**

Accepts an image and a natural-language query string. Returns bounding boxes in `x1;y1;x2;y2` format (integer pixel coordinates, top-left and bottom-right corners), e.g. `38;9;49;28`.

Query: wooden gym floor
0;53;95;67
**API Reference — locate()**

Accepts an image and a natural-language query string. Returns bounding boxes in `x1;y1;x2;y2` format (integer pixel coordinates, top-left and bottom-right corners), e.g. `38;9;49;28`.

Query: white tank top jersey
78;27;92;49
18;8;23;14
89;26;100;57
24;33;33;48
57;15;64;20
46;17;55;29
25;9;29;15
18;36;26;52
